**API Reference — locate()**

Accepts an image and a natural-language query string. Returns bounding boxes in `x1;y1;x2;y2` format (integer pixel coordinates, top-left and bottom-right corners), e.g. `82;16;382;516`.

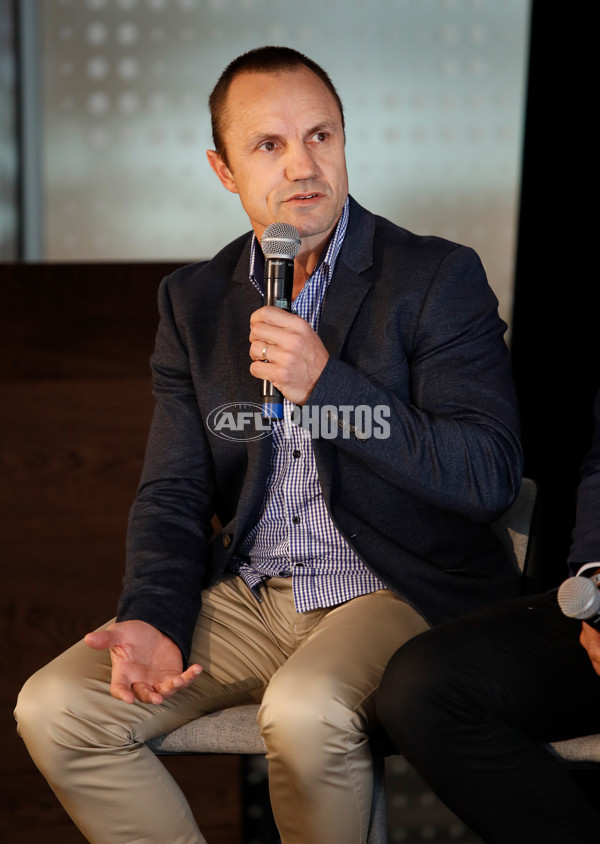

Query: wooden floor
0;263;243;843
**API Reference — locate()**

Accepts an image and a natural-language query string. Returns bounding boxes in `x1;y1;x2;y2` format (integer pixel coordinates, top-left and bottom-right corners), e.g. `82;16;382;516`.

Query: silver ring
261;343;269;360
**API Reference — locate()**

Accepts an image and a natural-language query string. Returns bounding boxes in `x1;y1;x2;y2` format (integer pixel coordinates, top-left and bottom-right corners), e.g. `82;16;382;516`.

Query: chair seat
149;705;600;768
148;705;265;755
549;734;600;765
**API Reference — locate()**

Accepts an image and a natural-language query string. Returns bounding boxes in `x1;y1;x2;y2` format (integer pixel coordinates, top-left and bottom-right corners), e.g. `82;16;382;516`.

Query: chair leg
241;755;281;843
367;749;388;844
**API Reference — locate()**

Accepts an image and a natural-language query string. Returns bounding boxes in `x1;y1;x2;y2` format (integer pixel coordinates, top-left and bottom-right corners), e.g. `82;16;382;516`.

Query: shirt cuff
575;562;600;580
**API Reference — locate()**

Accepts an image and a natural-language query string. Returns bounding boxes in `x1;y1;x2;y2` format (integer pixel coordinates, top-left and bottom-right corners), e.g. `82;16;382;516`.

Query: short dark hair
208;46;345;165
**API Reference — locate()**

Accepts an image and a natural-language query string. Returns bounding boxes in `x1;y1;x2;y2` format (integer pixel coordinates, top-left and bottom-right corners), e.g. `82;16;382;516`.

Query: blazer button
222;533;233;548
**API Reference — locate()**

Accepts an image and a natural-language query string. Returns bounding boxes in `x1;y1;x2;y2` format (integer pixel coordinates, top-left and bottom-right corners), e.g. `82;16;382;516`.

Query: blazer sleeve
116;274;217;663
307;244;522;522
568;387;600;567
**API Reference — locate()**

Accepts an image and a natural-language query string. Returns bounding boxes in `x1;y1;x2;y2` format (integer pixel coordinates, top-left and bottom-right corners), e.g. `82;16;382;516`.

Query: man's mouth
288;193;320;202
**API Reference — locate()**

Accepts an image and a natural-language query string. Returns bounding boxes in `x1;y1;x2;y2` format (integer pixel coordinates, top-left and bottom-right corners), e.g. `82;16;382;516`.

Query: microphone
557;576;600;628
259;222;301;420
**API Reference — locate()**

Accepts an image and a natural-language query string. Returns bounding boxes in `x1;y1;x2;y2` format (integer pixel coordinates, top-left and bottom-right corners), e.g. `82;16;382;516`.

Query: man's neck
291;226;338;298
292;261;314;299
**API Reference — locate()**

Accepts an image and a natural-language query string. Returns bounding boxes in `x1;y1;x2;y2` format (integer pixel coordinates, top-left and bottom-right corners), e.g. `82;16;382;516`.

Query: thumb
84;630;115;650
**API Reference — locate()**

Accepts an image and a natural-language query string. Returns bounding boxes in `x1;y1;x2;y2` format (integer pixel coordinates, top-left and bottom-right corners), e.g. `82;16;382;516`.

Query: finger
249;359;277;383
184;663;203;680
153;679;183;700
249;326;272;349
249;321;278;345
252;324;301;356
252;305;293;323
110;680;136;705
154;664;203;698
131;682;165;706
251;307;302;333
250;339;278;362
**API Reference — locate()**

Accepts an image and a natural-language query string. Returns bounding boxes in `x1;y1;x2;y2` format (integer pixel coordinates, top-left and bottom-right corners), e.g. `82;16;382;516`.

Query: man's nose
284;143;318;181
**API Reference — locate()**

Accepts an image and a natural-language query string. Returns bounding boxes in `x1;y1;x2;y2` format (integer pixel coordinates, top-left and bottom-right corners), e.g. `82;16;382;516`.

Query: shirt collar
249;196;350;293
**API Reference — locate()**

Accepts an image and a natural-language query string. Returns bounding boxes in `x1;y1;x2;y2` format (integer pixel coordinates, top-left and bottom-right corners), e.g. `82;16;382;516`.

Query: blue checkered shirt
231;198;387;612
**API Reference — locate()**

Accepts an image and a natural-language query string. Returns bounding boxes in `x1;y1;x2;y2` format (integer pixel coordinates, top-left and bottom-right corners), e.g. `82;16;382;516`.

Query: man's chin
279;207;339;241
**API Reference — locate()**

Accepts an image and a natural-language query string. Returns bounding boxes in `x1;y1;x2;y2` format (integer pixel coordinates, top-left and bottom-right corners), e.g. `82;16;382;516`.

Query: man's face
207;66;349;256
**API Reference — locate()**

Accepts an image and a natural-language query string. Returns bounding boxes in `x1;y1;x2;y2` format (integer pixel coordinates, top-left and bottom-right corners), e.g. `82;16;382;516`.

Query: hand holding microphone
250;222;330;413
259;222;301;419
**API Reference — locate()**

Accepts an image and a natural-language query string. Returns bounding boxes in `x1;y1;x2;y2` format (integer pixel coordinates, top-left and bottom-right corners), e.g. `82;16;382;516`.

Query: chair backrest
490;478;537;574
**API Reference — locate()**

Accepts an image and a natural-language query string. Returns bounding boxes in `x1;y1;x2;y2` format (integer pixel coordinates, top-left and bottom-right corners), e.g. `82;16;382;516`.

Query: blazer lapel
222;237;262;402
319;197;375;356
314;198;376;503
224;238;274;537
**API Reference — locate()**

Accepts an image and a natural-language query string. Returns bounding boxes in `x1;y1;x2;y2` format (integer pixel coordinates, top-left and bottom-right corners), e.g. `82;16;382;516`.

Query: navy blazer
569;387;600;567
118;197;523;662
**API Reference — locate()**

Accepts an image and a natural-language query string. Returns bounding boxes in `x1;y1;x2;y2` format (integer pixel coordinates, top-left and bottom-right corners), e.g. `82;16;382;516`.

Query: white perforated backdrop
42;0;530;326
0;0;18;259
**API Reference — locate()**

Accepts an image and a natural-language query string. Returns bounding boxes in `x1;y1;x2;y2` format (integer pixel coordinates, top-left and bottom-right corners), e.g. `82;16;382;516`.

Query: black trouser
376;592;600;843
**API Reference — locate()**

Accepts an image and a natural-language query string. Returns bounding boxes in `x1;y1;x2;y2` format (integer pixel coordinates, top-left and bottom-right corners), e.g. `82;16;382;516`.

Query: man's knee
15;662;78;771
15;649;116;770
258;669;365;764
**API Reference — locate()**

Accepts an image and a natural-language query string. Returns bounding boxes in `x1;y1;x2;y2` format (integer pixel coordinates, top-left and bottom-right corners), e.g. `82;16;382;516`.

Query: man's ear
206;150;239;194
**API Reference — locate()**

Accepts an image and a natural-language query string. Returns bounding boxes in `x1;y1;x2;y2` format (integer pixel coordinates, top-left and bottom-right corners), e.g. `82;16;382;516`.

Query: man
15;47;522;844
377;387;600;843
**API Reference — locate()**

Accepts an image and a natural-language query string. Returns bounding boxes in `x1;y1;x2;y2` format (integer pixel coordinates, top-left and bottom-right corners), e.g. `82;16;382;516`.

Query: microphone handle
261;256;294;419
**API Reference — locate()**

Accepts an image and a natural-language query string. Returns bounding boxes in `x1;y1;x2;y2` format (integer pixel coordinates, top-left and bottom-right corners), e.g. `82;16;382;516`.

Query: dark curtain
511;0;598;589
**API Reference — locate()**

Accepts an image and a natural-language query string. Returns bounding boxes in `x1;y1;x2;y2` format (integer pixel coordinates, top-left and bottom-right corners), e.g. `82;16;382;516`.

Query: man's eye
259;141;277;152
313;132;328;143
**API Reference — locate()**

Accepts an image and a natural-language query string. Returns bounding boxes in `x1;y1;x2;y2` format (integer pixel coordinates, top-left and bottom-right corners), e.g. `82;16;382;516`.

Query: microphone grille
261;223;301;259
557;576;600;620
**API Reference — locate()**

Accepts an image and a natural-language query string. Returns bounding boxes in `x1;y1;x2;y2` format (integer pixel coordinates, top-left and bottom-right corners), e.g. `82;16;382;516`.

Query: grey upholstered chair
549;735;600;766
150;478;600;842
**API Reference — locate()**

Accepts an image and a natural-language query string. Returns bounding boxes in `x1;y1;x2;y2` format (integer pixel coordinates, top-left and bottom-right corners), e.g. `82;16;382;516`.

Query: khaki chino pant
15;575;428;844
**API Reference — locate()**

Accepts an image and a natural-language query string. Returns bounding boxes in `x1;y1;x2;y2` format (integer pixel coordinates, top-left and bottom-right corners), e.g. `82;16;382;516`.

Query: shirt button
292;449;301;458
292;515;301;524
